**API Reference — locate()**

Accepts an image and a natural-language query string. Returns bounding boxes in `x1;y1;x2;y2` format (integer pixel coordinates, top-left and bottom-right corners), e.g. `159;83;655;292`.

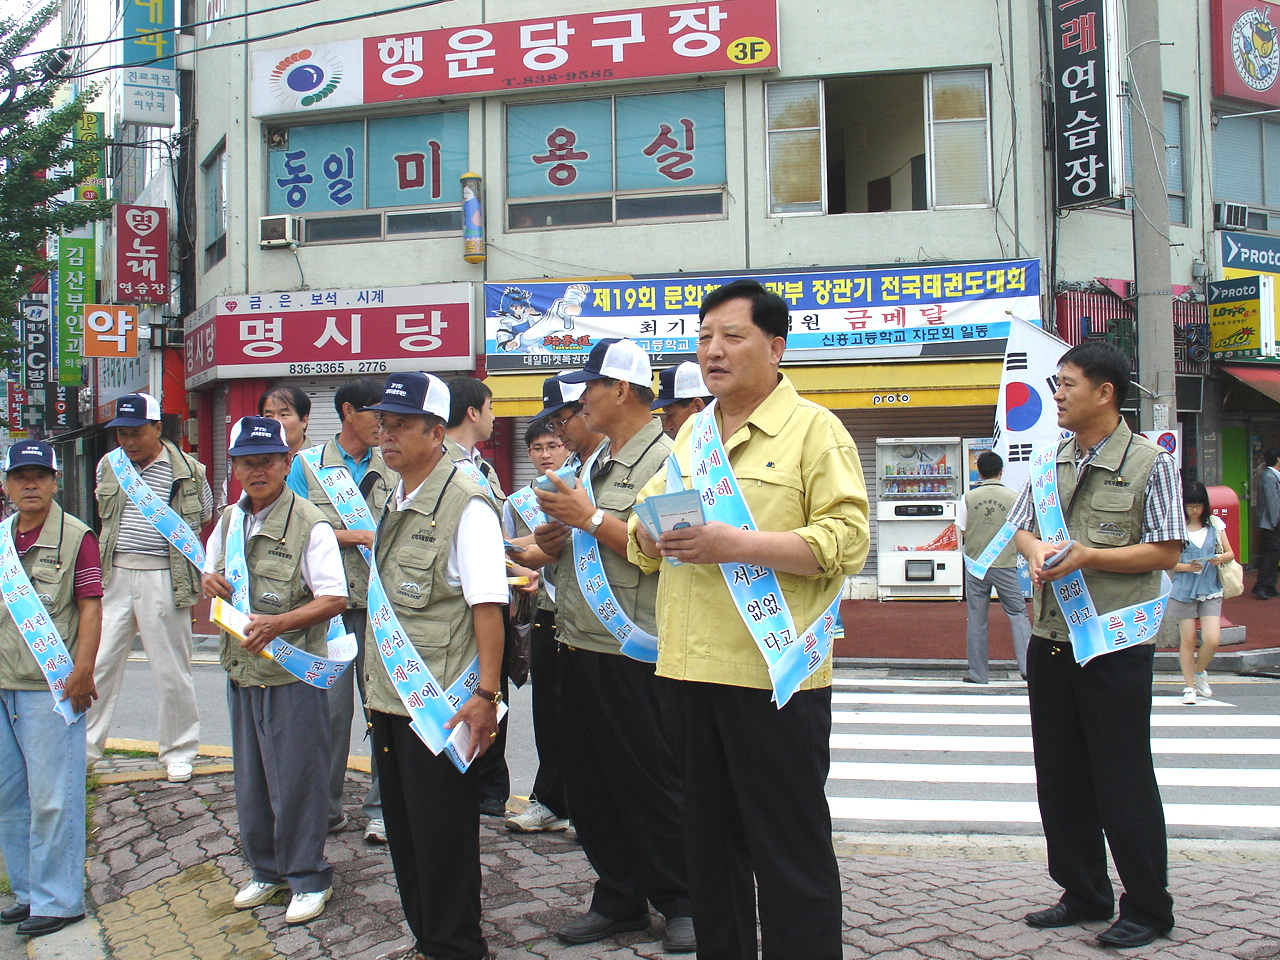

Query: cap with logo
559;338;653;388
105;392;162;428
2;441;58;474
537;374;588;419
362;372;451;419
228;416;290;456
652;361;710;411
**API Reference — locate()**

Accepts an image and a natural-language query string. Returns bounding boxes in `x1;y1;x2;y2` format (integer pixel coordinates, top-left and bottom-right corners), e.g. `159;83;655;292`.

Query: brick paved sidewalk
12;758;1280;960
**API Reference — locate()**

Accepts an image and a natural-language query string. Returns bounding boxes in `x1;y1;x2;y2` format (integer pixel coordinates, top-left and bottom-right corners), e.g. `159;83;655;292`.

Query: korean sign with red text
1211;0;1280;108
184;284;474;388
113;205;170;304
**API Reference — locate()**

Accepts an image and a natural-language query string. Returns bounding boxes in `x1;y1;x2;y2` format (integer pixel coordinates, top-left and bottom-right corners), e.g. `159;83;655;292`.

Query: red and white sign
252;0;778;116
184;283;474;387
113;205;170;304
83;304;140;359
1212;0;1280;108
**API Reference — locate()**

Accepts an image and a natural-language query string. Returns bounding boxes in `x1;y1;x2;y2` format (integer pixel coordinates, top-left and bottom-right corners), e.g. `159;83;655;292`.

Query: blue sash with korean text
453;456;497;502
571;445;658;663
298;444;371;645
1028;443;1171;664
223;506;355;688
0;517;81;723
367;532;487;771
508;484;544;530
689;404;841;707
965;520;1018;578
108;448;205;571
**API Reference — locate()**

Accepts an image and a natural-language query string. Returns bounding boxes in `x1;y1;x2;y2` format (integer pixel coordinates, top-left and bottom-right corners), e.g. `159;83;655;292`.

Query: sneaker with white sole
285;888;332;925
1194;672;1212;698
1181;687;1197;705
364;818;387;844
506;800;570;833
233;880;284;910
166;760;193;783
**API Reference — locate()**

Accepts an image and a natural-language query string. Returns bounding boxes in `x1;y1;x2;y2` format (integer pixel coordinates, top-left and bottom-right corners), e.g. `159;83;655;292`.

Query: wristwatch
473;685;503;705
584;508;606;536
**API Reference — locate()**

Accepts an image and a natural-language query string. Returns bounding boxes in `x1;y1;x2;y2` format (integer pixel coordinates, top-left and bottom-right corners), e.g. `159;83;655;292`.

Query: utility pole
1126;0;1176;432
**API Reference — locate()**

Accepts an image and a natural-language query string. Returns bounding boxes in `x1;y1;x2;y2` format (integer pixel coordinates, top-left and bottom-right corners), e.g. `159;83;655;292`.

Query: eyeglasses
549;409;582;431
529;441;565;454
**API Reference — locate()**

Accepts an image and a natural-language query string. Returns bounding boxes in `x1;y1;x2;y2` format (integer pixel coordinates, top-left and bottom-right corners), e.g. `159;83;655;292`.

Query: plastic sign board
1209;275;1276;359
1211;0;1280;109
83;305;141;359
113;205;170;304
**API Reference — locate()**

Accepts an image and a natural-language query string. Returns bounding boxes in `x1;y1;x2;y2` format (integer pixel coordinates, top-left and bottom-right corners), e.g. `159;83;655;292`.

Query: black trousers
1027;637;1175;932
528;610;567;817
371;710;487;960
559;646;690;921
673;681;842;960
1256;525;1280;593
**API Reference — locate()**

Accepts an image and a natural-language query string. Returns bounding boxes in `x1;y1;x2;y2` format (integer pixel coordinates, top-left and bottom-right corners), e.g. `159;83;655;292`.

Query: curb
834;645;1280;676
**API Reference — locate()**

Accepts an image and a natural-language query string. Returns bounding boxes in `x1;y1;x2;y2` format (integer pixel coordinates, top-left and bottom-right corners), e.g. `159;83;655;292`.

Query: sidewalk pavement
6;751;1278;960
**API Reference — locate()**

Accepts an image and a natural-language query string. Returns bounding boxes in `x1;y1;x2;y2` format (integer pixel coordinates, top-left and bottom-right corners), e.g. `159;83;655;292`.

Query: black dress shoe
478;798;507;818
15;913;85;937
1251;587;1271;600
0;903;29;924
1096;918;1166;948
1268;587;1280;597
1024;901;1112;928
556;910;649;945
663;916;696;953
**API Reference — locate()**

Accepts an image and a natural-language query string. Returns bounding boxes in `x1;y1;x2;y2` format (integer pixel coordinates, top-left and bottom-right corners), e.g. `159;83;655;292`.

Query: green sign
73;112;105;203
56;235;95;385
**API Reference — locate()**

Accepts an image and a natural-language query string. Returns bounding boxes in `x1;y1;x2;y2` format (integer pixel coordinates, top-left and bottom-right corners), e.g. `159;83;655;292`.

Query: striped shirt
100;448;215;556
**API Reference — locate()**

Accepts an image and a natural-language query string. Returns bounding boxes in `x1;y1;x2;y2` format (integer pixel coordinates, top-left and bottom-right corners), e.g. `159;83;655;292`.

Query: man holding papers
361;372;506;960
201;417;347;926
630;280;869;960
1009;342;1183;949
0;442;102;938
88;393;213;783
534;339;694;953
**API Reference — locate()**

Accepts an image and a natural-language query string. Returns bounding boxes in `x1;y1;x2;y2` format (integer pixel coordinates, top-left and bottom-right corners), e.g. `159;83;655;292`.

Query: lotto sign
113;205;170;304
82;305;140;359
251;0;779;116
1208;275;1275;358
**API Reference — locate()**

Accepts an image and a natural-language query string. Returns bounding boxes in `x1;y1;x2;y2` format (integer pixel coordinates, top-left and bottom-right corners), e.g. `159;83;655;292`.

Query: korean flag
993;317;1072;499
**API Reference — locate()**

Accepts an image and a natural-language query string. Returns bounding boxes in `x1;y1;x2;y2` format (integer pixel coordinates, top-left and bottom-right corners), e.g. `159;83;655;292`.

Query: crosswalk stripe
831;710;1280;728
828;761;1280;789
829;733;1280;755
832;692;1230;707
826;797;1280;829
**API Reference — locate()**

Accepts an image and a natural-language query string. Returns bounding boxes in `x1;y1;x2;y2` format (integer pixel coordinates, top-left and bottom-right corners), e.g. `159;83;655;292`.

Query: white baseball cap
652;362;710;410
560;338;653;389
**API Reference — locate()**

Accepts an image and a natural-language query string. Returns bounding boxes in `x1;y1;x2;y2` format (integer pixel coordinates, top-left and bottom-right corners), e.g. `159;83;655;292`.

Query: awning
1222;364;1280;406
487;360;1001;416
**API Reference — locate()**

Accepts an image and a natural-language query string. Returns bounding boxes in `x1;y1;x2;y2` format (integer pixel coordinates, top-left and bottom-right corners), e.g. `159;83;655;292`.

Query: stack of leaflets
633;489;707;565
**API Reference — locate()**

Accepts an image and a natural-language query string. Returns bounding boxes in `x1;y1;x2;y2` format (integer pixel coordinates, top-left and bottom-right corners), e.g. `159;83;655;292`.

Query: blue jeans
0;688;87;917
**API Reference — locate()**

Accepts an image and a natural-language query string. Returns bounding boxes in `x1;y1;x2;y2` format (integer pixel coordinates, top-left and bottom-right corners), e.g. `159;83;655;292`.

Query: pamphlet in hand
444;700;510;772
634;489;707;565
211;597;274;661
534;464;579;493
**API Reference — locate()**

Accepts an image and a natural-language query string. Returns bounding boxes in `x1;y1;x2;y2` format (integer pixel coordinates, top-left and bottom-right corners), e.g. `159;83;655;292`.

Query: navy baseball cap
228;416;289;456
652;362;710;411
105;392;161;428
362;372;451;419
536;374;587;418
2;441;58;473
560;338;653;388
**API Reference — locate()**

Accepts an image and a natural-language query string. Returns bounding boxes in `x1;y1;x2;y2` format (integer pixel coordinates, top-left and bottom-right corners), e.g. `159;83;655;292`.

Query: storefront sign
123;0;175;69
45;384;78;432
83;305;141;359
120;68;177;127
56;235;95;386
184;283;474;387
1050;0;1124;209
94;353;150;423
1221;230;1280;341
1211;0;1280;108
484;259;1040;371
1209;275;1275;358
19;301;50;393
72;112;105;202
251;0;779;117
113;205;170;304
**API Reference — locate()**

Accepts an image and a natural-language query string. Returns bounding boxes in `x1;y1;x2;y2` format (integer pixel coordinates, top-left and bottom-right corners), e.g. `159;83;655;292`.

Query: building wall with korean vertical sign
113;205;170;304
1050;0;1124;209
56;236;95;386
250;0;779;117
1211;0;1280;108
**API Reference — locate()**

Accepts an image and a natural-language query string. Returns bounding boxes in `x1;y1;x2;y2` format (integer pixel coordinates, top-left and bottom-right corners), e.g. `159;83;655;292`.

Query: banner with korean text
483;259;1040;371
56;235;95;386
113;205;169;304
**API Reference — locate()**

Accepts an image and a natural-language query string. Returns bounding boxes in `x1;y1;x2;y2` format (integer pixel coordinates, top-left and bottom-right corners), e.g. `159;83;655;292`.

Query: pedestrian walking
1251;448;1280;600
1171;480;1233;705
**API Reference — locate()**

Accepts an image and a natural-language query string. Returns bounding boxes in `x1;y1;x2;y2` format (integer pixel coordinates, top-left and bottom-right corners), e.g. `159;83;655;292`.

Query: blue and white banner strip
108;448;206;571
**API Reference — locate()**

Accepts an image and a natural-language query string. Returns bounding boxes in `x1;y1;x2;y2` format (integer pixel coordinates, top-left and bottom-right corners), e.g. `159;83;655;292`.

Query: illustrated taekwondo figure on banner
87;393;213;784
202;417;349;926
629;280;870;960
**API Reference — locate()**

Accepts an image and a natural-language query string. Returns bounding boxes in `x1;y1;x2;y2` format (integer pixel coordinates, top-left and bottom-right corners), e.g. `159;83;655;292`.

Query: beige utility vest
215;490;330;686
0;504;91;691
300;438;397;609
97;439;207;608
963;480;1019;567
1031;422;1162;643
363;459;495;717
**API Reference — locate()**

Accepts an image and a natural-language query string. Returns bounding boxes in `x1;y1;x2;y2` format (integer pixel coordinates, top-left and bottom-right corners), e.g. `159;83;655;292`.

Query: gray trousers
228;679;333;894
326;608;382;825
964;564;1031;682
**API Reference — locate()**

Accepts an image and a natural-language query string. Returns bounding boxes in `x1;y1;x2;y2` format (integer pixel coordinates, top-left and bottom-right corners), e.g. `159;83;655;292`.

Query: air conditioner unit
1214;201;1249;231
259;215;302;248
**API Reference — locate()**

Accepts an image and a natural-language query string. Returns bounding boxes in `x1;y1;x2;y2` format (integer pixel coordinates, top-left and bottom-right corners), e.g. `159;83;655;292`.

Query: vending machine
876;437;963;600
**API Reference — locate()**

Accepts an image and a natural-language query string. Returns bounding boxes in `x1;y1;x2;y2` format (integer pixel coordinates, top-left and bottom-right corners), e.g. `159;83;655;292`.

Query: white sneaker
1181;687;1197;705
1194;672;1212;698
233;880;284;909
285;888;332;925
506;800;570;833
364;818;387;844
166;760;193;783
